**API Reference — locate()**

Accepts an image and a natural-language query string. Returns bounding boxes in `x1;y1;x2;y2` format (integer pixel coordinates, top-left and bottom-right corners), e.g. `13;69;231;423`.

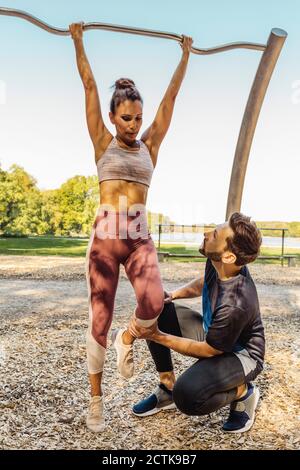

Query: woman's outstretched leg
112;237;164;378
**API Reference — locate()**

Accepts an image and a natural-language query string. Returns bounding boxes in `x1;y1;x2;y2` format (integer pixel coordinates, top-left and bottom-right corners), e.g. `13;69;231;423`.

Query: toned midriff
99;179;148;209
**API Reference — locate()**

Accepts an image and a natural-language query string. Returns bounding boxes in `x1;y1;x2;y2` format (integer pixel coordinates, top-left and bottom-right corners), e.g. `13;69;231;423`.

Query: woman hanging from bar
70;22;193;432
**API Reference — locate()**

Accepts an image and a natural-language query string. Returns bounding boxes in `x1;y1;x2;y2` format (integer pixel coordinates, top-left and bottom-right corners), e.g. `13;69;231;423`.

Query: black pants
147;302;246;416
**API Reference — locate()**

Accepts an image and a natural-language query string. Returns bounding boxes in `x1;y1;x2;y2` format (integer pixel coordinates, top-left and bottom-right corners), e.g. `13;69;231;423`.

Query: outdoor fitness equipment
0;7;287;218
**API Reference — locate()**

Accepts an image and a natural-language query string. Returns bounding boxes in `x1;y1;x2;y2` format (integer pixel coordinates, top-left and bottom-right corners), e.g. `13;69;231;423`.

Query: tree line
1;165;299;237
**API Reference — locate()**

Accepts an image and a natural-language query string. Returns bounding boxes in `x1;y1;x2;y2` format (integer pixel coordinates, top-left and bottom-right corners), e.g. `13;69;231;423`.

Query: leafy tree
0;164;41;236
57;175;98;235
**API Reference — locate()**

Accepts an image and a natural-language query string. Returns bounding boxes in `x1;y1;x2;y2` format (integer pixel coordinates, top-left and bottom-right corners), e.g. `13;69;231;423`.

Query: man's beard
199;245;222;262
199;245;206;257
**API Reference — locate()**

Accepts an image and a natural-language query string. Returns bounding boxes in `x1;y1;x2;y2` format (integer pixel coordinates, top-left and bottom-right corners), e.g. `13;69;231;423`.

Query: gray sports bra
96;137;154;187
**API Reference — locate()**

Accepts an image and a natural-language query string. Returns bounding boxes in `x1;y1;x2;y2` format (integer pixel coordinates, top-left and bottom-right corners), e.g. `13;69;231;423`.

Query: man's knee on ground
173;378;196;416
173;377;207;417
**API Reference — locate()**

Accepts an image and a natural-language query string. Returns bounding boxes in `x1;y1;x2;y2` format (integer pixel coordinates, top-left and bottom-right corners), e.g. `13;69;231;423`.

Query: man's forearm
150;331;220;358
172;277;203;300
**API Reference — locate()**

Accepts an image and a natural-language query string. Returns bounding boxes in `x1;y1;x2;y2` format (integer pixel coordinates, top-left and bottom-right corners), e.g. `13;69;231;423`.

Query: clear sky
0;0;299;224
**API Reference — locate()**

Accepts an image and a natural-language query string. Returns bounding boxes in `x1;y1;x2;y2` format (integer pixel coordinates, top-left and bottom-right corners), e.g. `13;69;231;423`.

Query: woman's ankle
122;329;135;345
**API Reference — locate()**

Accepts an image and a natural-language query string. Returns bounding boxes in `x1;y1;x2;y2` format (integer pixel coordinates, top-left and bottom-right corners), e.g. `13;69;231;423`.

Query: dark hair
110;78;143;114
226;212;262;266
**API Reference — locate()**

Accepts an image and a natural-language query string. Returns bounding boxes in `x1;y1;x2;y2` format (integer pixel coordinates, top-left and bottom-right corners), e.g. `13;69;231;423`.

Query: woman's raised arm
70;23;111;161
141;36;193;167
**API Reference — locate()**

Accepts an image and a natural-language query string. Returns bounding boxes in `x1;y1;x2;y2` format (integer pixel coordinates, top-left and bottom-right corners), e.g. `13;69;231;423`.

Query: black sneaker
222;383;260;433
132;383;176;417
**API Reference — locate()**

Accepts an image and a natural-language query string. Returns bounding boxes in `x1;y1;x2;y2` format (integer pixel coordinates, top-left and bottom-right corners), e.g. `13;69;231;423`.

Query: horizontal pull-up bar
0;6;268;54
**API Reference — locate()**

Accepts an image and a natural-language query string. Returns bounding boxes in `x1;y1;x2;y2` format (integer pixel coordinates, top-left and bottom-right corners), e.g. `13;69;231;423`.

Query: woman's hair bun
114;78;136;90
110;78;142;114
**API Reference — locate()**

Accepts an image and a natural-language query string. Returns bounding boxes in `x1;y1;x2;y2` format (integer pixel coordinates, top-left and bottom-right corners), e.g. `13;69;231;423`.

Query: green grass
0;236;89;257
0;237;299;265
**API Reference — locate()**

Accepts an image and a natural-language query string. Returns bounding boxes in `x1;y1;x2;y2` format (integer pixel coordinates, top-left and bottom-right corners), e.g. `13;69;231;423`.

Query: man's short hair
226;212;262;266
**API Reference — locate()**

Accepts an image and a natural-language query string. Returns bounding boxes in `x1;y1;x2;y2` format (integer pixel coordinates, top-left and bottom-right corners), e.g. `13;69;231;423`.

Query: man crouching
129;212;264;433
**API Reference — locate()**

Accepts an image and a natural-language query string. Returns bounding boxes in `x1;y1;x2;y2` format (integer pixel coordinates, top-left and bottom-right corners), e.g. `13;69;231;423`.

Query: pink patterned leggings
86;210;164;374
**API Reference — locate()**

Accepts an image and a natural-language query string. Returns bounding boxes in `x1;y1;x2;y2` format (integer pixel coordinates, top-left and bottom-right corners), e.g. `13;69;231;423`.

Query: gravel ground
0;256;299;450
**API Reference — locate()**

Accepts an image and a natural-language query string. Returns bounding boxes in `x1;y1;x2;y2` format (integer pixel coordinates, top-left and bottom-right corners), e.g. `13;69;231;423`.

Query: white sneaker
111;328;134;379
86;395;105;432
